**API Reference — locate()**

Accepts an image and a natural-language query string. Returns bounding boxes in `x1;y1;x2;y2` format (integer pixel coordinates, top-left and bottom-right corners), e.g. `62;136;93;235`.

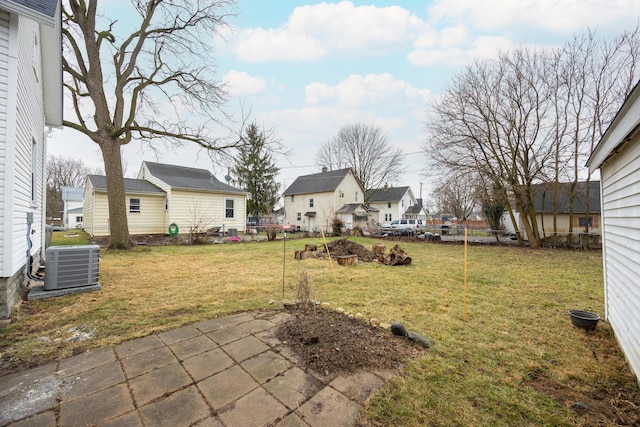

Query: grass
2;237;637;425
50;230;91;246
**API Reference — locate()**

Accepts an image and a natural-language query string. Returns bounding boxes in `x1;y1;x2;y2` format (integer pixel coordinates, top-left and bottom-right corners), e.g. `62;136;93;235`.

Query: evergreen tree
233;123;281;218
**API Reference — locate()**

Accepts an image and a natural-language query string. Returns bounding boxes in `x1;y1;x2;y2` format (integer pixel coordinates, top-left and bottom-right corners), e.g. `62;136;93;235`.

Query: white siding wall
599;135;640;380
169;190;246;234
13;15;44;269
0;11;10;275
285;172;363;232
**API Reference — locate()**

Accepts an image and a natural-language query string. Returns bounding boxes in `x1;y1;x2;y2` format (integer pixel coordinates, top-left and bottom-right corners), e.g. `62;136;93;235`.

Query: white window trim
129;198;141;213
225;198;235;219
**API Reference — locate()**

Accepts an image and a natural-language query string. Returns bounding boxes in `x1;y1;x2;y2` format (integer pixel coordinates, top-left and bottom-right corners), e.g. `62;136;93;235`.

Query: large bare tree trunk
99;141;130;249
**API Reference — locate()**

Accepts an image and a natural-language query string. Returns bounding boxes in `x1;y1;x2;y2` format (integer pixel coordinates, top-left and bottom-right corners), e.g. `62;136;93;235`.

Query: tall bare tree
62;0;238;248
425;47;557;248
424;27;640;248
433;172;479;222
46;156;93;221
315;123;403;195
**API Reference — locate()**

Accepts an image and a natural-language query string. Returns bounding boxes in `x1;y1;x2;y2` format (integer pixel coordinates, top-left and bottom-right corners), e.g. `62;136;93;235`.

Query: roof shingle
283;168;353;195
87;175;165;195
143;161;245;194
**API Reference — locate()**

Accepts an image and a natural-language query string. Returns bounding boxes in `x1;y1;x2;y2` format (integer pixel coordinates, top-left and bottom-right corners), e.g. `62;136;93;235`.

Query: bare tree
62;0;239;248
425;47;557;248
46;156;93;220
315;123;403;195
424;27;640;248
433;172;479;222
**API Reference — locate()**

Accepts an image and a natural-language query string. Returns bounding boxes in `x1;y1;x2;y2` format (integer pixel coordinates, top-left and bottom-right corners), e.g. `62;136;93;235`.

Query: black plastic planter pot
568;310;600;331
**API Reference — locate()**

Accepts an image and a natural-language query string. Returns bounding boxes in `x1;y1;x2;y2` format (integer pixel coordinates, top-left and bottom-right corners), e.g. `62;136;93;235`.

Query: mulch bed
276;307;425;376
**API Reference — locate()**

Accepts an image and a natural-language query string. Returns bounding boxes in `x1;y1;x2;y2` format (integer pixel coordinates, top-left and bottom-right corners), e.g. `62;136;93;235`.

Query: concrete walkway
0;311;394;427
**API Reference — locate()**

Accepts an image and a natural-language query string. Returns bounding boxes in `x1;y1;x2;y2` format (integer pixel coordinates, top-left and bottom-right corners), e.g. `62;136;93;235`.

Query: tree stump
304;244;317;252
372;244;386;256
294;250;307;260
337;255;358;266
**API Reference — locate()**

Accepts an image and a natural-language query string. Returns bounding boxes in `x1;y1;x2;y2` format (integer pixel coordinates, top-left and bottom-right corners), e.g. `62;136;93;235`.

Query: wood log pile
294;239;411;266
387;245;412;265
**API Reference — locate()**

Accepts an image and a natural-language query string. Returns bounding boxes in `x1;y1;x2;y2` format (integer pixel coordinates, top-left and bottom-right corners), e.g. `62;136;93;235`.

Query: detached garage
587;80;640;382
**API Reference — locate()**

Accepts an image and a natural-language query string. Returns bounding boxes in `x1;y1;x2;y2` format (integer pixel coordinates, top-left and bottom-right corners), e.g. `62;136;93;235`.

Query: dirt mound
276;308;425;375
322;238;377;262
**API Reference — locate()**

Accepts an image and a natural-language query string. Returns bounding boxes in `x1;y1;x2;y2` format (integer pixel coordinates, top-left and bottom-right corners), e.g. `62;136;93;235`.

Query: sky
48;0;640;208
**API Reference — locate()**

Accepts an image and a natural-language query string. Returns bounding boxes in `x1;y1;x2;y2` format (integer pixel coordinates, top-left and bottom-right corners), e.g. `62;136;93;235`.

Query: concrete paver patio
0;310;396;427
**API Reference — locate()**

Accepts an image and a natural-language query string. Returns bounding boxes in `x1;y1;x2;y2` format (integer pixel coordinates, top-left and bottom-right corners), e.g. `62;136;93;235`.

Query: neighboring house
283;167;367;232
335;203;379;230
62;186;83;228
84;175;166;236
531;181;601;236
67;206;83;229
404;198;429;221
365;186;417;224
586;80;640;382
512;181;602;241
84;162;247;237
0;0;62;318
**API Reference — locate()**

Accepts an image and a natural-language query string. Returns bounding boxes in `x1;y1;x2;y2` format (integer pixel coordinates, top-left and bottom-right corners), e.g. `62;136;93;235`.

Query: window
578;216;593;227
225;199;235;218
76;216;83;223
339;191;344;198
387;202;391;208
309;198;314;208
164;197;168;211
401;199;404;207
297;212;302;221
129;198;141;213
31;139;37;202
291;195;295;202
355;191;358;201
385;214;392;222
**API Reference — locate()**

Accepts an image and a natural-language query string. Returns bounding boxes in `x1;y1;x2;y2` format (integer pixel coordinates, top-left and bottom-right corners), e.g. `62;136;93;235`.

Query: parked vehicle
389;219;423;235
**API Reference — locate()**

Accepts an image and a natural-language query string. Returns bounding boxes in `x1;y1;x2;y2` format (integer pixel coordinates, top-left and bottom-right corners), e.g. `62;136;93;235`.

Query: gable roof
142;161;245;194
405;204;425;215
365;186;410;203
283;168;354;195
588;79;640;171
61;186;84;202
87;175;165;195
0;0;63;126
0;0;58;24
532;181;601;214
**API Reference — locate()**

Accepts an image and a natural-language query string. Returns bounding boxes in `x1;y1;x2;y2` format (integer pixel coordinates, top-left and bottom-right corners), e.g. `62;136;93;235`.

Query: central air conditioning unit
44;245;100;290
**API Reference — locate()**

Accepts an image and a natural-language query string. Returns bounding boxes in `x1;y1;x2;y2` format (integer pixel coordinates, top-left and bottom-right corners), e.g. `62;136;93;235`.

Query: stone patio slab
181;347;235;382
139;386;210;427
59;384;134;427
222;335;269;362
218;387;288;427
120;345;176;379
169;334;217;361
61;361;125;402
158;325;203;345
129;362;192;406
197;365;259;409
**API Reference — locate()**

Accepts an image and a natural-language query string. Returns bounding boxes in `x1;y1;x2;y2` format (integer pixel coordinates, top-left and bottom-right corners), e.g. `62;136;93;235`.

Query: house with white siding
283;167;367;232
365;186;417;224
84;162;247;237
587;80;640;383
0;0;62;318
62;186;84;228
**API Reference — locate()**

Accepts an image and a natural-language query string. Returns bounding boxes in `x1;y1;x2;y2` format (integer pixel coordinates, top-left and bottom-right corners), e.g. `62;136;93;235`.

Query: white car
389;219;424;235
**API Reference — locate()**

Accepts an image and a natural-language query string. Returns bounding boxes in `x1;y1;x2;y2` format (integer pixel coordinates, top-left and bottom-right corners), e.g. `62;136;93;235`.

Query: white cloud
428;0;640;34
305;73;431;108
408;35;515;66
221;70;267;96
225;1;428;62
